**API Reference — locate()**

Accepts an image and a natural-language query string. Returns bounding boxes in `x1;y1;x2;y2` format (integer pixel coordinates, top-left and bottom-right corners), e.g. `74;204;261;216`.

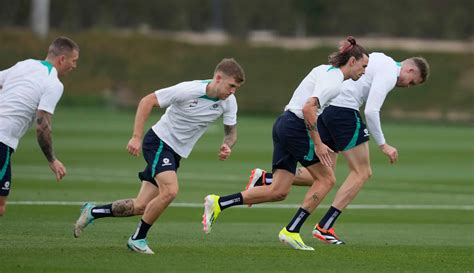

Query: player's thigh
342;142;371;172
0;196;7;215
135;180;160;206
271;169;295;193
155;170;179;194
305;157;336;181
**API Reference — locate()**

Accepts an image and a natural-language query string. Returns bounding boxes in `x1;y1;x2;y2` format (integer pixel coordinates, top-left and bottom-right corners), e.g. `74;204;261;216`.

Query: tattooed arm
302;97;333;167
36;110;56;162
36;110;66;181
219;124;237;160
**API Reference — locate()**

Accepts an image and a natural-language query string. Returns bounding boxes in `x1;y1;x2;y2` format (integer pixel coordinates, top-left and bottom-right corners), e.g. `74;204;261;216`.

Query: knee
357;167;372;182
270;189;289;201
133;201;147;215
365;168;373;180
320;174;336;188
161;188;179;202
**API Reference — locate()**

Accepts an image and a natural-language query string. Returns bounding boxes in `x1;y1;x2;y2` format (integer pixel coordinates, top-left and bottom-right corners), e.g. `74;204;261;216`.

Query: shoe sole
279;233;314;251
73;203;93;238
202;196;213;234
312;231;345;245
246;169;265;207
127;242;155;254
246;169;260;190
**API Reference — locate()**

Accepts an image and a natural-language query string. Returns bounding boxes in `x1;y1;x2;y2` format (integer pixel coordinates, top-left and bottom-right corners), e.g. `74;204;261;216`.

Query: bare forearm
302;97;322;144
36;112;56;162
132;95;157;138
223;125;237;148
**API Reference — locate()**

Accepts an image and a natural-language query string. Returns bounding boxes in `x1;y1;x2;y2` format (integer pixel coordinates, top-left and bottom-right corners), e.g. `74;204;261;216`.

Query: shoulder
164;80;207;94
224;94;237;104
368;53;398;79
369;53;397;70
318;65;344;83
221;94;237;110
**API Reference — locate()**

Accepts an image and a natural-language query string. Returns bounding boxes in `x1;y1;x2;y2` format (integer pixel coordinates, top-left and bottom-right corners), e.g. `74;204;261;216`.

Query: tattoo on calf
112;199;134;216
312;193;319;203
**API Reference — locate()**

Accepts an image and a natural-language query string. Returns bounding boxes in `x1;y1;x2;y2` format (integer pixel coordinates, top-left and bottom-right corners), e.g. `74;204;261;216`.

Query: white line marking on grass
7;201;474;210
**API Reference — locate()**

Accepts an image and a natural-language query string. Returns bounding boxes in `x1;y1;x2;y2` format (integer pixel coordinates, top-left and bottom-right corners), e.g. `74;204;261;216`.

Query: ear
58;55;66;64
349;56;356;66
215;72;223;83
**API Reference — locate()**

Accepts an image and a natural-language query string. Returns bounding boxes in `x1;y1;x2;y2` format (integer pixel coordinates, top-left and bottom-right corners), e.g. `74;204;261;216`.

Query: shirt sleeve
0;67;13;88
223;95;238;126
38;81;64;114
364;71;397;145
155;82;199;109
312;69;343;109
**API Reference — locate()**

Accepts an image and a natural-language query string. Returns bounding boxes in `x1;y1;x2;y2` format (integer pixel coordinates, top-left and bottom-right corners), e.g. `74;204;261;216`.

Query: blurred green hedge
1;29;472;122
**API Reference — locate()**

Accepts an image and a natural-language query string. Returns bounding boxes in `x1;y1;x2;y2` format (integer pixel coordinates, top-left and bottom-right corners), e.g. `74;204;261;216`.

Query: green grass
0;107;473;273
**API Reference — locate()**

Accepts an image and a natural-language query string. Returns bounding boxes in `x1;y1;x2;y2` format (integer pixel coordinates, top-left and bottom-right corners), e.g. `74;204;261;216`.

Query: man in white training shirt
246;53;430;244
0;37;80;216
73;58;245;254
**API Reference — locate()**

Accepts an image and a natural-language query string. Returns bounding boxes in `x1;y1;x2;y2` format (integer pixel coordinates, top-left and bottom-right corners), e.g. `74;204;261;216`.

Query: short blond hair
215;58;245;83
409;57;430;83
48;36;79;57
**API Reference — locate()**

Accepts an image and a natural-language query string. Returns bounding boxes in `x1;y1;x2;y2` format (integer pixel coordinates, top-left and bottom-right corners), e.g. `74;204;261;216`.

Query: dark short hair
328;36;368;67
48;36;80;57
410;57;430;83
215;58;245;83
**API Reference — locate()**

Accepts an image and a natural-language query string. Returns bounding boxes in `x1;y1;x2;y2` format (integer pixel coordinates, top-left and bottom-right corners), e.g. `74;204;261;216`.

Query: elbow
364;109;373;116
364;109;378;120
140;93;159;108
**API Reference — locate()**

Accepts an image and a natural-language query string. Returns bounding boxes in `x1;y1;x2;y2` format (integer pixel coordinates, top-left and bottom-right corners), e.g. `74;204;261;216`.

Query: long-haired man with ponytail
202;37;369;251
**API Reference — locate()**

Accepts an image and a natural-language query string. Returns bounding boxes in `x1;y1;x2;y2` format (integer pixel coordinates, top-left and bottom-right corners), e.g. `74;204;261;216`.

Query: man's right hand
380;143;398;164
315;142;334;167
49;159;66;181
127;136;142;157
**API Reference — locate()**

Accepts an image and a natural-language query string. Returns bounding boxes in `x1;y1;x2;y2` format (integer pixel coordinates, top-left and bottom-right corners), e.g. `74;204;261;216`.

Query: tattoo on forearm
112;199;135;217
305;120;318;131
36;113;55;162
223;125;237;148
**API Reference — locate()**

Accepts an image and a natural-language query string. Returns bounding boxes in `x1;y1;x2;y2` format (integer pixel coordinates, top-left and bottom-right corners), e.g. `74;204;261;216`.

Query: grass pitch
1;108;473;273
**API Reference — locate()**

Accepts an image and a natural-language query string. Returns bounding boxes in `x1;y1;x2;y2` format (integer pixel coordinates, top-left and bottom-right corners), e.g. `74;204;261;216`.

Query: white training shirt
285;64;344;119
331;52;401;145
152;80;237;158
0;59;64;150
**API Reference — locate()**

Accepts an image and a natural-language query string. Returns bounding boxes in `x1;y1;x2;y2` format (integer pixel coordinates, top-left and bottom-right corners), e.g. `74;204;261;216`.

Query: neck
45;56;60;73
338;65;351;80
45;55;55;64
206;81;218;98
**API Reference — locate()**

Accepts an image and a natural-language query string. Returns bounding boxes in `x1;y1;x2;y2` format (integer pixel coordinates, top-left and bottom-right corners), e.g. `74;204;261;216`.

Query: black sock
318;206;341;230
132;219;152;240
91;204;113;219
286;207;310;233
218;193;243;210
264;172;273;185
